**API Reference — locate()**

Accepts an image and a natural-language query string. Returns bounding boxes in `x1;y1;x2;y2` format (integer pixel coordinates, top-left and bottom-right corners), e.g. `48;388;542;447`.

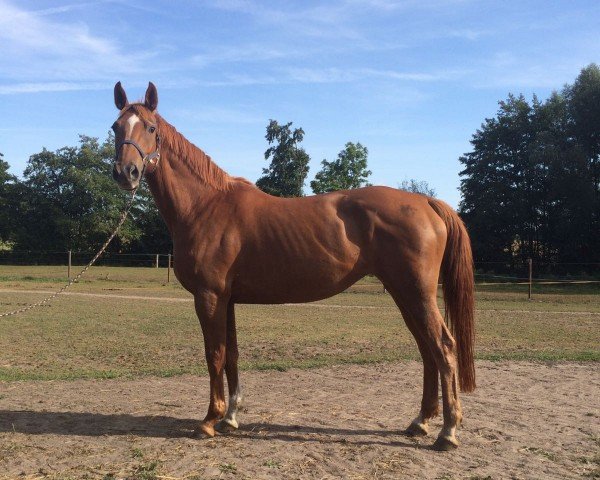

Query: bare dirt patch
0;361;598;479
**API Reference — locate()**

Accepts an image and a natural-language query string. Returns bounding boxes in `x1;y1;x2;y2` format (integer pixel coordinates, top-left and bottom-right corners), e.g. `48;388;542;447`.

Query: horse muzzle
113;161;141;190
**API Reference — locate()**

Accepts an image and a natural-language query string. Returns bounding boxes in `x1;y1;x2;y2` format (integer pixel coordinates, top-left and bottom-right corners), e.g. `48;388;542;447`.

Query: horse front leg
215;301;244;433
193;290;229;438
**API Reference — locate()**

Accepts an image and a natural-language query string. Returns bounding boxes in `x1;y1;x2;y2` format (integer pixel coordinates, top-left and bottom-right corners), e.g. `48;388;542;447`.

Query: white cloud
191;44;289;67
202;0;362;39
174;106;265;125
0;81;107;95
0;1;112;56
195;74;279;87
26;2;105;17
0;0;156;88
284;66;466;84
446;28;489;41
472;50;596;90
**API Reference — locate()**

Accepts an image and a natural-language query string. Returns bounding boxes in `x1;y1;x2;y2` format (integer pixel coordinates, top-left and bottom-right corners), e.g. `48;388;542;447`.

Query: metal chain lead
0;188;139;318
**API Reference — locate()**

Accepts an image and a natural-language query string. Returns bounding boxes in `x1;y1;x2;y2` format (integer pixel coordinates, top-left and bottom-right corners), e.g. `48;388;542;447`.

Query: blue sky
0;0;598;207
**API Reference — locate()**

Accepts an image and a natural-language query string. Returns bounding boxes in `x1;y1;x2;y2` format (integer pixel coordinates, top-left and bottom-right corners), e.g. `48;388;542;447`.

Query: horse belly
231;251;367;304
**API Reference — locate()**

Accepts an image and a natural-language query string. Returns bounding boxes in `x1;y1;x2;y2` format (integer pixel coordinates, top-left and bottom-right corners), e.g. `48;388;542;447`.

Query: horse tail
428;198;476;392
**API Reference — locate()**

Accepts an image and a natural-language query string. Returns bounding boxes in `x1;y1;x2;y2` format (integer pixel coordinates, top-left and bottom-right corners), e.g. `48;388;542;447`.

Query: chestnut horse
111;82;475;450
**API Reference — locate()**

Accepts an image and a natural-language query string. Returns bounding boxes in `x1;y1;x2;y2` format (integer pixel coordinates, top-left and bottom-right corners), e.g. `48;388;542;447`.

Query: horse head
112;81;160;190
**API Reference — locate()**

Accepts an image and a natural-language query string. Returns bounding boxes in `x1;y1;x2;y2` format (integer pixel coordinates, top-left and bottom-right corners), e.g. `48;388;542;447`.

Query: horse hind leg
405;333;440;437
386;280;462;450
387;288;440;437
415;302;462;450
215;301;244;433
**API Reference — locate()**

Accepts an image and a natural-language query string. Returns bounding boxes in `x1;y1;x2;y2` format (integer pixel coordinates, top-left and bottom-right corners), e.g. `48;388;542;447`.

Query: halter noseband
115;126;161;172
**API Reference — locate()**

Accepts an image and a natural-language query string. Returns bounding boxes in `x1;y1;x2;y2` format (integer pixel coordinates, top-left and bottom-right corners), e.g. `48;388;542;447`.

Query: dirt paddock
0;361;598;479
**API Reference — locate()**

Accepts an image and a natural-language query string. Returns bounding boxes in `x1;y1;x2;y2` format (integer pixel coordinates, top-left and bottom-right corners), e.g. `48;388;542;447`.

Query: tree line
459;64;600;267
0;121;432;255
1;64;596;266
0;135;169;254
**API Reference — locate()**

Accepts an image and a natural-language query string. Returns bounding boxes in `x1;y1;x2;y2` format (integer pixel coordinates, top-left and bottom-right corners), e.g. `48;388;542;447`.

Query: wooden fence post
155;254;159;269
528;258;532;300
68;250;72;280
167;254;171;283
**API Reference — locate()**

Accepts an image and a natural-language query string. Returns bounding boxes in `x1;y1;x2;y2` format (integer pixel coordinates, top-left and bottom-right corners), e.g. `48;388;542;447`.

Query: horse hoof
405;420;429;437
192;422;216;438
215;418;239;433
433;435;459;451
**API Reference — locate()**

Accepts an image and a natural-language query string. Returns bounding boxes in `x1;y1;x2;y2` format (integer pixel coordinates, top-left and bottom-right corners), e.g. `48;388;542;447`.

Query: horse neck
145;117;228;232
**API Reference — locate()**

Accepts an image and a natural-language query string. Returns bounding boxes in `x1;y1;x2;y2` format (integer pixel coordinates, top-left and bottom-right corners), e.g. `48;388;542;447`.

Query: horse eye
148;126;156;133
111;122;118;132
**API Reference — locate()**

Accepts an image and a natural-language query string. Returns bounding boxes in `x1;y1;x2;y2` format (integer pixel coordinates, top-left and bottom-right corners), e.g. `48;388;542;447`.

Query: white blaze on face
126;114;141;136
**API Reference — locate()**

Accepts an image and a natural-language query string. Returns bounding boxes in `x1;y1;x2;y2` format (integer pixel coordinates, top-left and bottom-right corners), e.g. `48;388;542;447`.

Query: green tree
310;142;371;194
459;94;548;263
458;64;600;265
566;64;600;167
256;120;310;197
128;188;172;254
14;135;145;252
398;178;436;197
565;64;600;257
0;153;17;244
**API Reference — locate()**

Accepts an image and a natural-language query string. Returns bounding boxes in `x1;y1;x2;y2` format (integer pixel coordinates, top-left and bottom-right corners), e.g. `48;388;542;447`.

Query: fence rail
0;251;173;268
0;252;599;296
0;251;174;283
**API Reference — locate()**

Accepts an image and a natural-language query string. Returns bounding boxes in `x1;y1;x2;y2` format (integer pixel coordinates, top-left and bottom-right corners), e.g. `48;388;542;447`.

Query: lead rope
0;183;140;318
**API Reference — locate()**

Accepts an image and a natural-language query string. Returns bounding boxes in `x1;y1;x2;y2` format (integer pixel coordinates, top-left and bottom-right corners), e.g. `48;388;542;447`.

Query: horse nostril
123;164;140;182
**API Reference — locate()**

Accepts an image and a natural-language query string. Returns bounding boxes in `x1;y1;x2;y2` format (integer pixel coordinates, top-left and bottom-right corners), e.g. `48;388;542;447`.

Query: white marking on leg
434;424;459;450
441;425;456;437
408;413;429;435
224;385;243;426
214;386;243;432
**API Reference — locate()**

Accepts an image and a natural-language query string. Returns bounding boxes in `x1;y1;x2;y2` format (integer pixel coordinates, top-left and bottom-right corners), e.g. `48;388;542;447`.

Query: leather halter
115;126;161;173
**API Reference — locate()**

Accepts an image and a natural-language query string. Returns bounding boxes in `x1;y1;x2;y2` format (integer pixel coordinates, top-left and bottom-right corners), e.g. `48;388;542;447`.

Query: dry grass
0;266;598;381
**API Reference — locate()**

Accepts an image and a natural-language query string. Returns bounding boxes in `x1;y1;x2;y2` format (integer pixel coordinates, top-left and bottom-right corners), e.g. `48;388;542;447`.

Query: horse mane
127;104;253;192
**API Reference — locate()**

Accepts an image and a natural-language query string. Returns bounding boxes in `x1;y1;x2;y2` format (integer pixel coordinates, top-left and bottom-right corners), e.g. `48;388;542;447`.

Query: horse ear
114;81;128;110
145;82;158;112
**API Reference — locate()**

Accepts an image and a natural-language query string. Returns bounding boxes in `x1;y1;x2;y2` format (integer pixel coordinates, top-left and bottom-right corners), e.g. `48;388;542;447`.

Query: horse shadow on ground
0;410;430;448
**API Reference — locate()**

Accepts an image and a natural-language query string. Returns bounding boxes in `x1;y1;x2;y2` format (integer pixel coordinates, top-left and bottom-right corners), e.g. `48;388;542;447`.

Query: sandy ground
0;361;598;480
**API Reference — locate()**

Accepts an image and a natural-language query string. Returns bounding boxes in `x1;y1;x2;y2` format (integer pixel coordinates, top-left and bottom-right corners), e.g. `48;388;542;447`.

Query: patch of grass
479;350;600;362
219;462;237;474
264;459;282;469
0;268;598;381
476;281;600;295
521;446;558;461
0;440;24;455
130;460;159;480
582;468;600;478
131;447;144;458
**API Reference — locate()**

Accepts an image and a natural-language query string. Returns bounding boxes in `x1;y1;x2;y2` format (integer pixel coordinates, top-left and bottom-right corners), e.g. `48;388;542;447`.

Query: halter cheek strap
115;130;161;173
